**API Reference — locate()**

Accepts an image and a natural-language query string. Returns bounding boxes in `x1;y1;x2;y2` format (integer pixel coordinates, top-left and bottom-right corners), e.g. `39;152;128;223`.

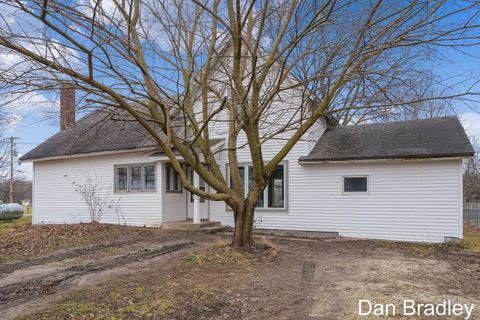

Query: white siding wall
161;161;188;222
33;152;163;227
210;157;463;243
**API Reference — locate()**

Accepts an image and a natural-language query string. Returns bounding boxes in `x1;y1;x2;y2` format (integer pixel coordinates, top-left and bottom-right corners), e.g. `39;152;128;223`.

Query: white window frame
165;163;183;193
114;163;157;193
227;162;288;211
342;175;369;194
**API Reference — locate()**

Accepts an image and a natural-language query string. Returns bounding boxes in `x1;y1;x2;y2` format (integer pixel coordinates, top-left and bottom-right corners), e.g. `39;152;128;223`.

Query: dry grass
461;231;480;253
0;215;32;233
378;239;439;257
24;285;177;320
185;236;279;266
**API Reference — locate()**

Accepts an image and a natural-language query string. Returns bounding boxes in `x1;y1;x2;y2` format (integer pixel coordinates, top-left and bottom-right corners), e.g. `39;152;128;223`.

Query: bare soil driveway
0;223;478;319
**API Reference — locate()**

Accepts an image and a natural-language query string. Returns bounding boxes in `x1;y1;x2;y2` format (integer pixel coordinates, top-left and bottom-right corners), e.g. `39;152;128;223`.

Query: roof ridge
340;115;459;129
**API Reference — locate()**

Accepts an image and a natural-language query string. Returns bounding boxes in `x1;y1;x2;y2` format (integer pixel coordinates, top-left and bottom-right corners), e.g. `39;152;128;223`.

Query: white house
20;86;474;243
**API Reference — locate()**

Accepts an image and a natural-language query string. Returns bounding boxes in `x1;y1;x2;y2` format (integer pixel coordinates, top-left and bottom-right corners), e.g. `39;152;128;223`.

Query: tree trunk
232;203;255;249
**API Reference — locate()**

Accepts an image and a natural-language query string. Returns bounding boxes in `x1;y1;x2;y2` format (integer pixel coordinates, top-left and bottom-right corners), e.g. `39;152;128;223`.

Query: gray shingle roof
300;116;474;162
20;110;159;161
20;110;226;161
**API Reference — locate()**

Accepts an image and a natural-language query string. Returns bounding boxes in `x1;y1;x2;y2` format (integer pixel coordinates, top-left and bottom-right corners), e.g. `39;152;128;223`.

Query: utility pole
8;136;18;203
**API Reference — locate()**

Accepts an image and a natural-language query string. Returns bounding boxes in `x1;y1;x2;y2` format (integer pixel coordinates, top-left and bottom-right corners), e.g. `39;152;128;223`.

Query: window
248;166;265;207
229;163;286;209
343;176;368;193
116;167;128;191
268;165;285;208
130;166;142;191
165;163;182;192
115;163;156;192
144;166;156;190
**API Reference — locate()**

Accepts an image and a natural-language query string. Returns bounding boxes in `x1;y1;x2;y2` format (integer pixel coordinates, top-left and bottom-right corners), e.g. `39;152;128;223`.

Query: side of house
32;151;164;226
209;156;463;242
30;136;464;243
23;81;473;243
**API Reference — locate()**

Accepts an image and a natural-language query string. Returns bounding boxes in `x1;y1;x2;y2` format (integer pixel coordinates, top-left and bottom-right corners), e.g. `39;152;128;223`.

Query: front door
187;168;209;220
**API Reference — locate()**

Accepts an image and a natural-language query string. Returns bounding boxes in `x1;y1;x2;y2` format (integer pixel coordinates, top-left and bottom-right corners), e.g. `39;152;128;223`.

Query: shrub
0;203;24;221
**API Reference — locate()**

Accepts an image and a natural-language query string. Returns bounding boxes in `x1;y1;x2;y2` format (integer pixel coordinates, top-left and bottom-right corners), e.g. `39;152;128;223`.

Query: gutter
21;139;227;163
298;154;474;165
20;146;158;162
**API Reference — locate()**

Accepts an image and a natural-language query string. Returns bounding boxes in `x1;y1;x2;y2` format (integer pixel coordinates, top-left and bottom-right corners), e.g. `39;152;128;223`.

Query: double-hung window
165;163;182;193
229;163;286;209
115;163;156;192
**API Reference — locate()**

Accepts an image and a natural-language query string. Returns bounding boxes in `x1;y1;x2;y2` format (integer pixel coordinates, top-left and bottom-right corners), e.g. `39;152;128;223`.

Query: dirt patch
0;241;193;305
2;230;479;320
0;239;137;275
0;225;215;319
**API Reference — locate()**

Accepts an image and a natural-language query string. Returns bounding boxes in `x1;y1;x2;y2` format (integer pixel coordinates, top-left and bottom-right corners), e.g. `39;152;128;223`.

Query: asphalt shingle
300;116;474;162
20;111;158;161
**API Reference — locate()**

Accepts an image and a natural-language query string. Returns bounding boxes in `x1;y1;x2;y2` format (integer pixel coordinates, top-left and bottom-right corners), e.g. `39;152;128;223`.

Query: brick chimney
60;87;75;130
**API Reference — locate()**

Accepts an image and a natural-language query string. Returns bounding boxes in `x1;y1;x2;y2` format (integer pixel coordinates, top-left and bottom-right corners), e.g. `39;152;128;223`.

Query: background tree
0;180;32;203
464;136;480;202
0;0;479;247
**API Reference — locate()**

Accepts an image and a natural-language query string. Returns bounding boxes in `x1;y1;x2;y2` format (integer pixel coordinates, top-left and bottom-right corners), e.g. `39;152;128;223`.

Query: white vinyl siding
161;162;188;222
210;142;463;243
33;152;163;227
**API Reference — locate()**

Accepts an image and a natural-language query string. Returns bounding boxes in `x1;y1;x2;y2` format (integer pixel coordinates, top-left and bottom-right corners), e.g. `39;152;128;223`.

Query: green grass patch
461;231;480;253
0;215;32;233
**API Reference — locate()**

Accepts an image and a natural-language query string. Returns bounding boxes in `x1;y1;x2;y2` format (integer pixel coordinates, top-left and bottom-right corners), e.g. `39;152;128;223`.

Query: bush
0;203;24;221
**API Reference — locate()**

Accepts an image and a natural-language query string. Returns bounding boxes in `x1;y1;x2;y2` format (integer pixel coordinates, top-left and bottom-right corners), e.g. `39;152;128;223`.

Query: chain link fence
464;202;480;228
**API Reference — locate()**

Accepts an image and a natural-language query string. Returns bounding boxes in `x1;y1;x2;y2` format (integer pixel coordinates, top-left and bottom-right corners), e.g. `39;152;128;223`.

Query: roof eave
20;146;159;162
298;153;475;164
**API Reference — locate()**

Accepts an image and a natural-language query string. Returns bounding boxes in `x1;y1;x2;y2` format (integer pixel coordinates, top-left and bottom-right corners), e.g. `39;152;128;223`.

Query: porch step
162;220;223;231
201;225;231;234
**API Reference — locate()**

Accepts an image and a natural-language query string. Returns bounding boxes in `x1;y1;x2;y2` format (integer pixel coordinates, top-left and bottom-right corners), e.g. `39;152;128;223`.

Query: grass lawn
0;214;32;233
462;231;480;252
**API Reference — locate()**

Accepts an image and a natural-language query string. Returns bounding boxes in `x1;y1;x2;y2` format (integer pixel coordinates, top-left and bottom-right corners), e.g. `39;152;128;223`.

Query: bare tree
0;0;479;247
0;96;13;183
0;180;32;203
337;76;455;125
69;172;123;223
464;135;480;202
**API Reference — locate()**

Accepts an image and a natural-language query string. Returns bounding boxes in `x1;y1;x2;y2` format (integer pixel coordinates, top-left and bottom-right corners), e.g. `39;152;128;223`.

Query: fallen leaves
0;222;126;262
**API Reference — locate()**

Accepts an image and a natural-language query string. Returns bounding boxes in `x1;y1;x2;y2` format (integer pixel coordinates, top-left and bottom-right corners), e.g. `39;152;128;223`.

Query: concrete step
201;225;231;234
162;220;222;231
199;221;222;228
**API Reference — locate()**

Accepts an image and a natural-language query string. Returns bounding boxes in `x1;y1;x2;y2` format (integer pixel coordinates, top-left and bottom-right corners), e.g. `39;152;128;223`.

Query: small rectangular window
344;177;368;193
165;163;182;192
